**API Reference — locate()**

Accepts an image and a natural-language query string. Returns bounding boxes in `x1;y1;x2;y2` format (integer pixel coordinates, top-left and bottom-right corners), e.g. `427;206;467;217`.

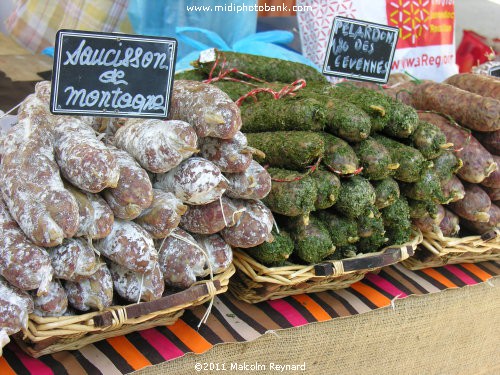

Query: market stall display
0;78;291;355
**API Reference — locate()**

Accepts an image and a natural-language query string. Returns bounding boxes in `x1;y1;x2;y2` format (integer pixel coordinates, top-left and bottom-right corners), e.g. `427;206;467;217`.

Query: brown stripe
51;352;88;375
381;267;424;295
227;296;283;331
316;292;353;317
475;261;500;275
190;308;236;343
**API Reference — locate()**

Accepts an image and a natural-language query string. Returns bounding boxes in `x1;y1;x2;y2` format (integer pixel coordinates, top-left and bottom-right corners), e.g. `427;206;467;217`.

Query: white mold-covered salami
0;199;53;295
114;119;198;173
225;160;272;200
221;199;274;248
0;278;34;353
154;157;227;205
192;233;233;274
31;280;68;317
94;219;158;273
198;131;253;173
102;147;153;220
135;189;187;239
169;80;242;139
110;261;164;303
1;103;80;247
66;184;114;239
53;117;120;193
65;263;113;312
157;228;208;289
48;238;100;282
180;196;243;234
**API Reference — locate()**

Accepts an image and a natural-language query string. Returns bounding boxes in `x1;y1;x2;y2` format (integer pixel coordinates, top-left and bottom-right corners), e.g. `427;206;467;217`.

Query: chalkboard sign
50;30;177;118
489;65;500;78
322;17;399;84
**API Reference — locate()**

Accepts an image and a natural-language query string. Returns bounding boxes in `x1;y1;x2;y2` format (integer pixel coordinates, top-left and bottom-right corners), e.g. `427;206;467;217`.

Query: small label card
50;29;177;118
322;17;399;84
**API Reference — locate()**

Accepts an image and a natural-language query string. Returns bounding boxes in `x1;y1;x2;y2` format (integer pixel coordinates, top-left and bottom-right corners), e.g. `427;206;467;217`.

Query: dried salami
154;157;227;205
102;147;153;220
135;189;187;239
225;160;272;200
94;219;158;274
169;80;242;139
180;196;243;234
220;199;274;248
157;228;208;289
114;119;198;173
0;199;53;295
110;261;164;303
65;263;113;312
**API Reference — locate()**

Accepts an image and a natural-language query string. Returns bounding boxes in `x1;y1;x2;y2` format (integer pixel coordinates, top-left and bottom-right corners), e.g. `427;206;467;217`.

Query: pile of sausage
405;73;500;236
0;80;273;352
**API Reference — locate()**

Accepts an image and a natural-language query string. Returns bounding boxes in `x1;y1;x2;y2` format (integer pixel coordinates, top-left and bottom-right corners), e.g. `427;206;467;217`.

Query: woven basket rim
18;264;235;355
232;229;422;286
419;228;500;256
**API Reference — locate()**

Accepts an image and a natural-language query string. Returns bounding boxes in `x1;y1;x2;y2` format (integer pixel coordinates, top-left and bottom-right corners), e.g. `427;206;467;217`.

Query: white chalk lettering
63;86;165;112
62;39;170;70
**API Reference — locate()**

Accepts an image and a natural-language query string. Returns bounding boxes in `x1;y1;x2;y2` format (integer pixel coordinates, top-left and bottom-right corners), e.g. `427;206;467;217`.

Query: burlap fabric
132;277;500;375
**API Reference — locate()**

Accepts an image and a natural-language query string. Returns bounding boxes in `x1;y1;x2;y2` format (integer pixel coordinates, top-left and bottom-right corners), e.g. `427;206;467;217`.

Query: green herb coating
296;90;372;142
356;206;384;238
385;225;412;246
401;169;446;203
262;168;317;216
321;133;360;175
335;176;376;219
211;80;258;102
195;50;327;83
327;244;356;260
372;134;430;183
245;231;294;265
311;169;341;210
410;120;447;159
408;199;439;219
354;137;397;180
289;216;335;264
323;84;391;132
356;230;388;253
432;151;462;182
316;211;359;247
381;196;411;229
372;178;400;209
323;84;418;137
240;96;326;133
246;131;325;170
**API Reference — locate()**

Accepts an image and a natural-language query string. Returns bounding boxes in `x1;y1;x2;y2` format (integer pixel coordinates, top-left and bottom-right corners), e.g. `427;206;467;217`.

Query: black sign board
489;65;500;78
50;30;177;118
322;17;399;84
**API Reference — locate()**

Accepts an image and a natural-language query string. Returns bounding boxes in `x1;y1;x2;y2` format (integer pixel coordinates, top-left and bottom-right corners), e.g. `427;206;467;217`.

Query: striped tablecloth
1;261;499;374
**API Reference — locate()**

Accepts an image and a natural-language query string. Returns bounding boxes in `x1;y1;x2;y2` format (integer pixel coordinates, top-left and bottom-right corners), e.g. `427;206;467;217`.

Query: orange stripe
106;336;151;370
349;282;391;308
421;268;457;288
460;263;493;282
292;295;331;322
0;357;16;375
167;320;212;354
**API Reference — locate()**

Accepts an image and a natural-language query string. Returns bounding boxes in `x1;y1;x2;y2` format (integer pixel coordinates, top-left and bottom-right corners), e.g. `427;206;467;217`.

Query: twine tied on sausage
202;52;307;106
158;231;216;329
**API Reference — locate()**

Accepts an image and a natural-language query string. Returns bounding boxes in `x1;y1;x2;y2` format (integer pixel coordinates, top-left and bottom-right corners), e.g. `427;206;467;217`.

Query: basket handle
314;246;415;277
93;280;222;328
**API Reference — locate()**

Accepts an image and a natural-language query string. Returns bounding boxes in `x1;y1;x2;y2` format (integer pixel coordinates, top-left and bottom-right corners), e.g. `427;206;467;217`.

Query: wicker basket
14;264;235;358
402;229;500;270
229;231;422;303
